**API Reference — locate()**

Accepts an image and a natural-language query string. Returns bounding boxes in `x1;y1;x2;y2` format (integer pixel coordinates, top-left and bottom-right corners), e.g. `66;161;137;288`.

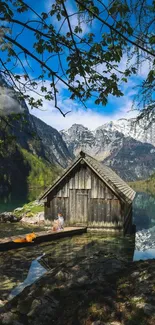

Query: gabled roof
39;151;136;203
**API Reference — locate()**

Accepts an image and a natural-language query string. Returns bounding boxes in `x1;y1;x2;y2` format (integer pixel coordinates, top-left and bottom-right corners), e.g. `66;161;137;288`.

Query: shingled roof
39;151;136;203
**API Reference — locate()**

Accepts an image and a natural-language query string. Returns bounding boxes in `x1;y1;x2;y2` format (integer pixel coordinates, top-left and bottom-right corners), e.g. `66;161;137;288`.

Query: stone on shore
0;212;21;223
21;211;45;225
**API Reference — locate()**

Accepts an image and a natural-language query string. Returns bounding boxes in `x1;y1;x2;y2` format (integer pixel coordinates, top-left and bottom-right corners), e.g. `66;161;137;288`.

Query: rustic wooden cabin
40;151;136;233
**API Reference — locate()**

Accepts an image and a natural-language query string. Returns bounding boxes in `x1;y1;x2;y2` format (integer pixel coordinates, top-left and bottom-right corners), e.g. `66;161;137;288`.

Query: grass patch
12;149;63;217
13;200;44;217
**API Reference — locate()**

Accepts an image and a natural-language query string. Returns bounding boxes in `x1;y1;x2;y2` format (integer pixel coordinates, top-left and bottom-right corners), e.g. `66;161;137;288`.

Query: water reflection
133;192;155;260
0;187;44;213
134;248;155;261
8;254;47;300
133;192;155;230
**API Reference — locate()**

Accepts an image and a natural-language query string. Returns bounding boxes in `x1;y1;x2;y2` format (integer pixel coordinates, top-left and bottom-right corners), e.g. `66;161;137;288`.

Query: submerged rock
0;212;21;223
91;321;104;325
0;300;8;307
0;311;17;324
143;303;155;316
0;232;155;325
101;258;126;275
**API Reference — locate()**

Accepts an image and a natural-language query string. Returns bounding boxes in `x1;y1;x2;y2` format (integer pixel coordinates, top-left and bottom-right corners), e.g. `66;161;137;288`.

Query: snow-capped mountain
61;124;124;160
100;118;155;146
32;115;73;167
61;123;155;181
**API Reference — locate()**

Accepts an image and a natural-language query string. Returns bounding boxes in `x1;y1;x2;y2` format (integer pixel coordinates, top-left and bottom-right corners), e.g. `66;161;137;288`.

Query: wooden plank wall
45;163;128;229
88;198;122;228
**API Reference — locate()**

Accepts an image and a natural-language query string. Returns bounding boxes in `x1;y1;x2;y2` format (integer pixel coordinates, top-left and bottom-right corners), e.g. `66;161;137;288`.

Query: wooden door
69;189;88;225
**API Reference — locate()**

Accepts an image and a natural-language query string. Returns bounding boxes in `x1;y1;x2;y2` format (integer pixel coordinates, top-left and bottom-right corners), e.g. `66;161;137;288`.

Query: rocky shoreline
0;200;48;226
0;212;21;223
0;257;155;325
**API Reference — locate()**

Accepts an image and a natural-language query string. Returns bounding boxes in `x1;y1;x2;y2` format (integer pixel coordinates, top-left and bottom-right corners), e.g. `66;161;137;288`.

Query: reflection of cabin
40;151;136;234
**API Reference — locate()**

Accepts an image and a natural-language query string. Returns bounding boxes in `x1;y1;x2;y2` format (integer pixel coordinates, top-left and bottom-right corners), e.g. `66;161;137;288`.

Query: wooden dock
0;227;87;251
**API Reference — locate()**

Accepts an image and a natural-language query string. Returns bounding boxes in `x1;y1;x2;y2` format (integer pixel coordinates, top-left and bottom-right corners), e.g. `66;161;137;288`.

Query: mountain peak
70;123;88;131
61;121;155;181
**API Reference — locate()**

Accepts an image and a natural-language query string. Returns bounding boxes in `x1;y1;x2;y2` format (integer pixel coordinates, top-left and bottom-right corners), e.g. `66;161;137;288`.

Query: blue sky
1;0;151;130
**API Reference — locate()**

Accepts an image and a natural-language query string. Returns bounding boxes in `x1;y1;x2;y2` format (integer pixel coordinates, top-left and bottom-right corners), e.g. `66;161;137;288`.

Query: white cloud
118;52;151;79
14;71;138;131
137;58;152;78
0;86;24;115
46;0;90;35
96;52;151;83
7;71;139;131
31;89;138;131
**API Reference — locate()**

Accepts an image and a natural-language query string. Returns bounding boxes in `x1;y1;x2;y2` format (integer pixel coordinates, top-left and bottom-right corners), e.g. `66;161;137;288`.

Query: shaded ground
1;257;155;325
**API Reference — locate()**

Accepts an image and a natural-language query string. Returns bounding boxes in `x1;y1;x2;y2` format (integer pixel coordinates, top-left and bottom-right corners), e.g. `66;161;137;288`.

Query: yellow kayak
13;232;36;243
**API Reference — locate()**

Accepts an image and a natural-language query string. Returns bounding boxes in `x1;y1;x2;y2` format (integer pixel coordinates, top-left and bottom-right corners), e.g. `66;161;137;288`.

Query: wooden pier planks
0;227;87;251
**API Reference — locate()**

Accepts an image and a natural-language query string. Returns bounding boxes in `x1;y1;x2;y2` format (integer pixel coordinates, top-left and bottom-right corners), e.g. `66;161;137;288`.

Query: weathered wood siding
45;163;127;229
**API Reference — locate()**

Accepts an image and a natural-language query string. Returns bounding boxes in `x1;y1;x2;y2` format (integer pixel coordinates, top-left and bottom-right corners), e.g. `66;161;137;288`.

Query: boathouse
40;151;136;233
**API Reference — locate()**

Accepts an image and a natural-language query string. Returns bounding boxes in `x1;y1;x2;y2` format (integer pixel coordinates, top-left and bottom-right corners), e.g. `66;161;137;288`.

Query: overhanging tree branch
4;35;77;102
76;0;155;58
1;0;155;119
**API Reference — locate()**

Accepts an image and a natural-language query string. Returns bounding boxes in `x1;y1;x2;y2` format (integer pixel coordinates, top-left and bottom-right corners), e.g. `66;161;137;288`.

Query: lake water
0;233;135;302
0;191;155;301
0;187;43;213
132;191;155;260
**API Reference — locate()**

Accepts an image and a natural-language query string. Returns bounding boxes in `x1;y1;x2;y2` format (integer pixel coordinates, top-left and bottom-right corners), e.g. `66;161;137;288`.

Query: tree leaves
109;1;129;17
0;0;155;117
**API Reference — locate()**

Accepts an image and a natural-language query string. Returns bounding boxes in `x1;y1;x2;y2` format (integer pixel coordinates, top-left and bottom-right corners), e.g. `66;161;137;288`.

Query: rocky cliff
32;116;73;167
99;118;155;146
0;75;72;168
0;76;71;198
61;124;155;181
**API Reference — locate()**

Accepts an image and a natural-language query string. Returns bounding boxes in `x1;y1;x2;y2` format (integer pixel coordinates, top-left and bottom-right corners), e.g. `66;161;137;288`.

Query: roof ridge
83;153;135;202
39;150;136;203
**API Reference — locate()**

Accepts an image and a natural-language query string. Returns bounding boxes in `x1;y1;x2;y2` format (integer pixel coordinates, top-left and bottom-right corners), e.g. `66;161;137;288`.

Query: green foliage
21;148;61;189
0;0;155;117
129;173;155;196
13;201;44;217
0;116;61;198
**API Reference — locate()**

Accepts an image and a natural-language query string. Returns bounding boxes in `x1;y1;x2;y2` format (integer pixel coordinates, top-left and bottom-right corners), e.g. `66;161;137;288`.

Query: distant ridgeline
1;74;155;201
0;76;72;198
129;173;155;197
61;124;155;181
